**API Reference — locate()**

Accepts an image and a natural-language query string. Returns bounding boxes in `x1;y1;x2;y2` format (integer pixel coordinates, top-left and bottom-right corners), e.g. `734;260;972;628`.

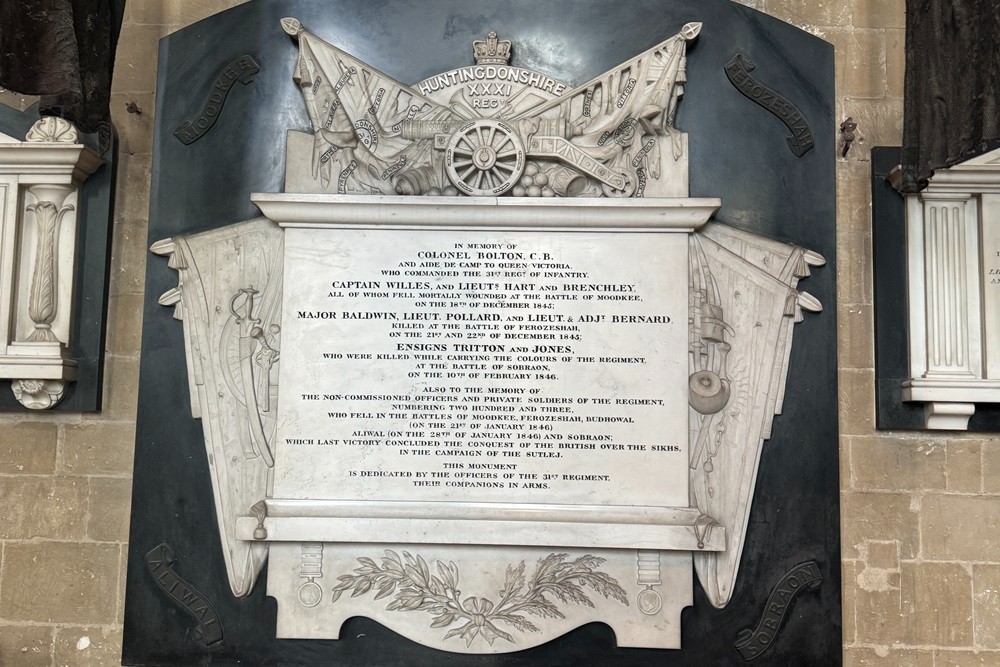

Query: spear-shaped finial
281;17;304;38
681;22;703;41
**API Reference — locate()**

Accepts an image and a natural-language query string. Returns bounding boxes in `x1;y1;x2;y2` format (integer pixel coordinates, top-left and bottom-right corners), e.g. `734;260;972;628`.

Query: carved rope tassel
25;200;75;343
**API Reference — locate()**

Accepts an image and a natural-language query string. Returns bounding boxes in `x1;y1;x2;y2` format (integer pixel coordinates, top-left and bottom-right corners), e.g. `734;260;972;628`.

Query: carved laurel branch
331;550;628;647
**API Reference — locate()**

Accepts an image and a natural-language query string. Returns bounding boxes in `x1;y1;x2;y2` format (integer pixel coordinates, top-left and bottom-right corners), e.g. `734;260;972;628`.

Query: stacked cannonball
510;163;556;197
422;185;461;196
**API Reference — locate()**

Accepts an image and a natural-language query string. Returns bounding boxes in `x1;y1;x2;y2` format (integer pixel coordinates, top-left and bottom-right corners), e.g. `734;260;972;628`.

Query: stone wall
0;0;988;665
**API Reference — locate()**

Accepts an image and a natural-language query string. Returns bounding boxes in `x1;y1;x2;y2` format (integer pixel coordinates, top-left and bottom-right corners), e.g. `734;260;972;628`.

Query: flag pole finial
281;17;303;38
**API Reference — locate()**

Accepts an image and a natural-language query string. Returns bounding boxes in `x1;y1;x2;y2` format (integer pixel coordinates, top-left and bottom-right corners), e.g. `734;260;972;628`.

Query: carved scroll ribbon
174;55;260;145
145;544;224;645
734;561;822;660
724;54;815;157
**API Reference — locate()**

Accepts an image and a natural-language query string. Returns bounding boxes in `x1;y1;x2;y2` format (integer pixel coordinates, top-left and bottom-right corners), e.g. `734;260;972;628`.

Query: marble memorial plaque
275;229;688;508
125;1;839;663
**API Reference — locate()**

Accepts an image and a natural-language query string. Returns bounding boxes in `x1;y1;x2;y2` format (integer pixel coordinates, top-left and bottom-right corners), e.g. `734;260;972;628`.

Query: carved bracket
0;117;102;409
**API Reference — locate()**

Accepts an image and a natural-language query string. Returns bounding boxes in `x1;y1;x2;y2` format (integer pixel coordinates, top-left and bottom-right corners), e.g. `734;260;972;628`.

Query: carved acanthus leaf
25;116;80;143
24;201;75;343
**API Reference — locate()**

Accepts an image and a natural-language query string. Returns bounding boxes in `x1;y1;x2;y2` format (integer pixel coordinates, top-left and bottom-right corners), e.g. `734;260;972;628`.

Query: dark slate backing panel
125;1;840;664
872;146;1000;430
0;104;116;412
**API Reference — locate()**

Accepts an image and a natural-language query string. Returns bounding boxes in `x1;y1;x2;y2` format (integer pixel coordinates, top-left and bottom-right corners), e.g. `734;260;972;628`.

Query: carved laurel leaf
501;561;525;597
373;579;396;600
331;551;628;647
430;612;456;628
495;613;538;633
351;578;373;597
436;560;458;591
521;596;564;620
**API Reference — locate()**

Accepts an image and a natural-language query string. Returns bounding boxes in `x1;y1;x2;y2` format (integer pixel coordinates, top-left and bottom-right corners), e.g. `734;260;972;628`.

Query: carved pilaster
0;117;102;409
920;193;976;379
902;187;992;430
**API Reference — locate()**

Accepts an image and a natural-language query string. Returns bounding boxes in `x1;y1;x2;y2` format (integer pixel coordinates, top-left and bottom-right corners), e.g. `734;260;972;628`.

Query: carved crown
473;31;511;65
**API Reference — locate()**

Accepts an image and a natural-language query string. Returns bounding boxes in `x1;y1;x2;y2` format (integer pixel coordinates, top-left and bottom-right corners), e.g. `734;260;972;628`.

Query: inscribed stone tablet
274;228;689;507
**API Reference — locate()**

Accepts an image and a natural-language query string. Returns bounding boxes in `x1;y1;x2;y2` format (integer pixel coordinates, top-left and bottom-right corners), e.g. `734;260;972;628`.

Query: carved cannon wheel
601;171;638;198
445;120;525;196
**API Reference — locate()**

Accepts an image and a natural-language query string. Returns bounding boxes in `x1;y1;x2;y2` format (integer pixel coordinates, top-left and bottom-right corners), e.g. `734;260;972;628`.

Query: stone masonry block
100;356;142;420
54;626;123;667
851;0;905;29
947;440;983;494
113;152;152;224
838;303;874;370
844;647;934;666
821;28;886;99
901;561;973;646
105;294;145;359
60;421;136;475
845;97;905;151
921;494;1000;561
839;369;876;436
128;0;249;27
0;542;119;623
885;29;904;98
0;422;57;473
850;435;946;492
934;650;1000;666
0;476;88;539
111;25;164;94
974;565;1000;649
109;222;149;297
0;624;53;667
767;0;851;27
88;477;133;542
842;491;919;559
110;92;156;156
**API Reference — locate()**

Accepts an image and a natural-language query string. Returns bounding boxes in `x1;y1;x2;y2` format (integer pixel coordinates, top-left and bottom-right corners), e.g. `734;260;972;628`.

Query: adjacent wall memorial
124;1;840;664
